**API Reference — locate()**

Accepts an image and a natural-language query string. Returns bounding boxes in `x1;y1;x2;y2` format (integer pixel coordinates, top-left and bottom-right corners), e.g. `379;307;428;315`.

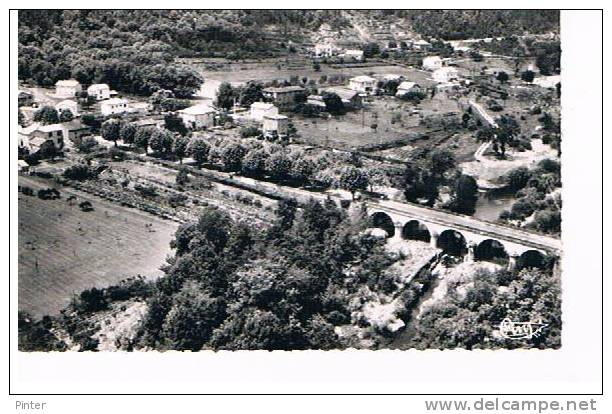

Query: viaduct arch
366;203;560;270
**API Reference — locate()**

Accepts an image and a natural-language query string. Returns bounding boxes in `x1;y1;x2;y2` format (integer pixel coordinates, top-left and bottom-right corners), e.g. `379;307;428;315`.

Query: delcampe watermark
498;318;548;340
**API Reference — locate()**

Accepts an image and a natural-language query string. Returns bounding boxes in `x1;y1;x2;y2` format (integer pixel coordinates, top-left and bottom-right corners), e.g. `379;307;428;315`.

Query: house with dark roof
262;86;305;106
324;87;363;109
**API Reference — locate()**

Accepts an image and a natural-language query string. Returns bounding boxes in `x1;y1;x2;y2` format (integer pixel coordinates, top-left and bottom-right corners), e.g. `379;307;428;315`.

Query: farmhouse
342;49;364;61
62;120;91;143
325;86;363;109
314;43;334;57
55;99;79;117
306;95;327;108
87;83;111;100
132;118;165;129
178;104;216;130
262;114;289;138
532;75;561;89
250;102;279;121
262;86;305;106
128;102;151;115
380;74;403;82
18;159;30;172
18;123;65;153
433;67;459;83
348;75;377;94
395;81;422;97
412;39;432;51
18;124;37;150
422;56;443;71
55;79;82;98
101;98;128;116
18;90;34;107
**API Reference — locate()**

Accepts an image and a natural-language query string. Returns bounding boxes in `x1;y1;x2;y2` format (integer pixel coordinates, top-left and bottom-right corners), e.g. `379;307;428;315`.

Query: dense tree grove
18;10;203;97
137;200;398;350
409;266;561;349
406;10;559;40
500;159;561;235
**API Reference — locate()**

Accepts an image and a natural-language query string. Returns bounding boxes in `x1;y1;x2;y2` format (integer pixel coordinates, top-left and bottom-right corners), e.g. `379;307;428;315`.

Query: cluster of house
53;79;149;116
312;44;365;61
18;120;91;154
312;38;433;60
147;97;288;139
16;54;467;160
18;79;151;156
421;55;462;87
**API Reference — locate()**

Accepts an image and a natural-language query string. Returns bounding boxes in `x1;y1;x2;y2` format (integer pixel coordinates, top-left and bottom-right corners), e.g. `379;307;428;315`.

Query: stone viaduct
365;199;562;269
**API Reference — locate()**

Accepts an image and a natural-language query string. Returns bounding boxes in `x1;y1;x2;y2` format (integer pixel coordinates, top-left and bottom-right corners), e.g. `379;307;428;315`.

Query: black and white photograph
16;9;565;353
7;4;605;408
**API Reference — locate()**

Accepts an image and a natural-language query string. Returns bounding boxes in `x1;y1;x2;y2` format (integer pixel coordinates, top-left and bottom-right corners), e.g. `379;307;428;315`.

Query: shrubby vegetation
409;266;561;349
500;158;561;235
18;312;67;351
405;10;559;40
136;200;399;350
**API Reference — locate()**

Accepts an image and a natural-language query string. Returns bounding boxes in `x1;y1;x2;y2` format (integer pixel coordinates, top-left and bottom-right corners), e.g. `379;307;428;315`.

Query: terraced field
18;175;179;318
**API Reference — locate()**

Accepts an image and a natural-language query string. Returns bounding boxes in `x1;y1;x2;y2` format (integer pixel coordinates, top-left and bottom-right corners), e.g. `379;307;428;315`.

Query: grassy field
18;175;179;318
294;93;460;150
189;57;435;85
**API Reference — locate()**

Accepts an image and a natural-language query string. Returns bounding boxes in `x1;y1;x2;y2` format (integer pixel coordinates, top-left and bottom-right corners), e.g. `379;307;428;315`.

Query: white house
178;104;216;130
55;79;82;98
395;81;421;97
314;43;334;57
342;49;364;61
532;75;561;89
18;124;38;150
262;114;289;138
306;95;327;108
18;123;65;153
432;67;459;83
250;102;278;121
101;98;129;116
128;102;151;115
380;74;403;82
422;56;443;71
348;75;377;94
87;84;111;100
412;39;432;51
55;99;79;117
18;159;30;172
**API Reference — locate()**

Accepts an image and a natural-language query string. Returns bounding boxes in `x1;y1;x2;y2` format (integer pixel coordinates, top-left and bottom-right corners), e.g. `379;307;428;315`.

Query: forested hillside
18;10;560;97
405;10;559;40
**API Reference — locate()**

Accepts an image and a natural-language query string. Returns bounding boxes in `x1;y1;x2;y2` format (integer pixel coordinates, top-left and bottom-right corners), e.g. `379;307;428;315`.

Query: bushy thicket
18;10;203;97
500;158;561;235
409;266;561;349
136;200;399;350
406;10;559;40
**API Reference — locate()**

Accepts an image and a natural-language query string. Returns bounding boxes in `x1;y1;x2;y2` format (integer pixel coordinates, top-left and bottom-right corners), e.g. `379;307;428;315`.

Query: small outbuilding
178;104;216;130
55;79;82;98
87;84;111;101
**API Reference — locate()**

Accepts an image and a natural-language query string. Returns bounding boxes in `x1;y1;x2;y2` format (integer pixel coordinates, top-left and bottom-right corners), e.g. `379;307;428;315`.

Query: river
473;189;516;222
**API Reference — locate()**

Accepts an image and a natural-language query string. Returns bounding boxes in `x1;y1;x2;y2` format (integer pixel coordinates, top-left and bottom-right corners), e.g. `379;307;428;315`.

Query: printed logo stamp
498;318;548;340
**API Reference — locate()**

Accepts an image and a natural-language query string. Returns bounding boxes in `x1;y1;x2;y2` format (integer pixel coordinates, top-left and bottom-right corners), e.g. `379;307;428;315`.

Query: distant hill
18;10;560;96
404;10;559;40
